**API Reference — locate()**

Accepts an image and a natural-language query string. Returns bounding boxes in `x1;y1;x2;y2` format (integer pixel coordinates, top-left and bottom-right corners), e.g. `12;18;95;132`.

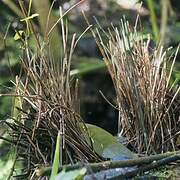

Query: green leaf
11;96;22;119
56;168;86;180
20;13;39;22
11;83;23;119
14;30;24;41
50;131;61;180
85;124;137;159
70;57;105;76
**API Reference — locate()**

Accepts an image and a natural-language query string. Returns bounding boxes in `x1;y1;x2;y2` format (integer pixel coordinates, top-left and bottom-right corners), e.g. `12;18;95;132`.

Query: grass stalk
147;0;159;43
160;0;169;46
94;18;179;154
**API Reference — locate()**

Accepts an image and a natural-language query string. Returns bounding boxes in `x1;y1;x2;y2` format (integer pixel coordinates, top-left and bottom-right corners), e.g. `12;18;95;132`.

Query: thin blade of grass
50;131;61;180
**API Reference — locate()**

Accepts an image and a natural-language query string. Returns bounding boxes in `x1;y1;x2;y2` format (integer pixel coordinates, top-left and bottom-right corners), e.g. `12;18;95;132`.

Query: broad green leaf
50;131;61;180
32;0;62;60
56;168;86;180
85;124;137;159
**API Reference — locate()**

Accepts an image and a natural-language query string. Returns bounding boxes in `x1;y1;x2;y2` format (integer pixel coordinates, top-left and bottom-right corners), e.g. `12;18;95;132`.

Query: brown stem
36;150;180;177
114;154;180;179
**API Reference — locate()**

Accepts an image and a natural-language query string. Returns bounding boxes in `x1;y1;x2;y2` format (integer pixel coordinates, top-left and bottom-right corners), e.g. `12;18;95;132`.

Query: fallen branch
113;154;180;179
36;150;180;177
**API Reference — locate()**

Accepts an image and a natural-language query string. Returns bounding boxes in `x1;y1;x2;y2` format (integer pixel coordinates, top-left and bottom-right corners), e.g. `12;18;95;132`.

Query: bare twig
36;151;180;177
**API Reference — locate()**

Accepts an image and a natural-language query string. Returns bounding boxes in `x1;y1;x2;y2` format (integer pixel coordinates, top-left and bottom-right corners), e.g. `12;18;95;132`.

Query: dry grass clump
1;8;101;179
95;18;180;154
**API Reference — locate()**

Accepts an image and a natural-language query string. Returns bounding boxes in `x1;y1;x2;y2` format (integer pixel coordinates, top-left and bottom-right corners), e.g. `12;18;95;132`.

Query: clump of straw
1;6;101;179
95;18;180;154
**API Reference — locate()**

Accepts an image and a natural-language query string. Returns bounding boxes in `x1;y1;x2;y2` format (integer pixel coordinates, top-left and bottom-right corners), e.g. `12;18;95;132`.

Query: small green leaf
14;30;24;40
12;96;22;119
20;13;39;22
70;57;105;76
56;168;86;180
50;131;61;180
11;84;23;119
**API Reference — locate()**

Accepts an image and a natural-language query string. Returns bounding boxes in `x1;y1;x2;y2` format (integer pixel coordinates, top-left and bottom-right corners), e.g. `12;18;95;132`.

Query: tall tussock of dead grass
95;18;180;154
1;6;101;179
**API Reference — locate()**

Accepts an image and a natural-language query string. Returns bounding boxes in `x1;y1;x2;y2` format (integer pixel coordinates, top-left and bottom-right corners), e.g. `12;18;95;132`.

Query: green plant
147;0;159;43
50;131;61;180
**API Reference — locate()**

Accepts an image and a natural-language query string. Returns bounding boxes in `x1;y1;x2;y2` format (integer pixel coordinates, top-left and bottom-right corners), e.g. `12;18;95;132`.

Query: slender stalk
160;0;169;46
147;0;159;43
114;154;180;179
36;150;180;177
